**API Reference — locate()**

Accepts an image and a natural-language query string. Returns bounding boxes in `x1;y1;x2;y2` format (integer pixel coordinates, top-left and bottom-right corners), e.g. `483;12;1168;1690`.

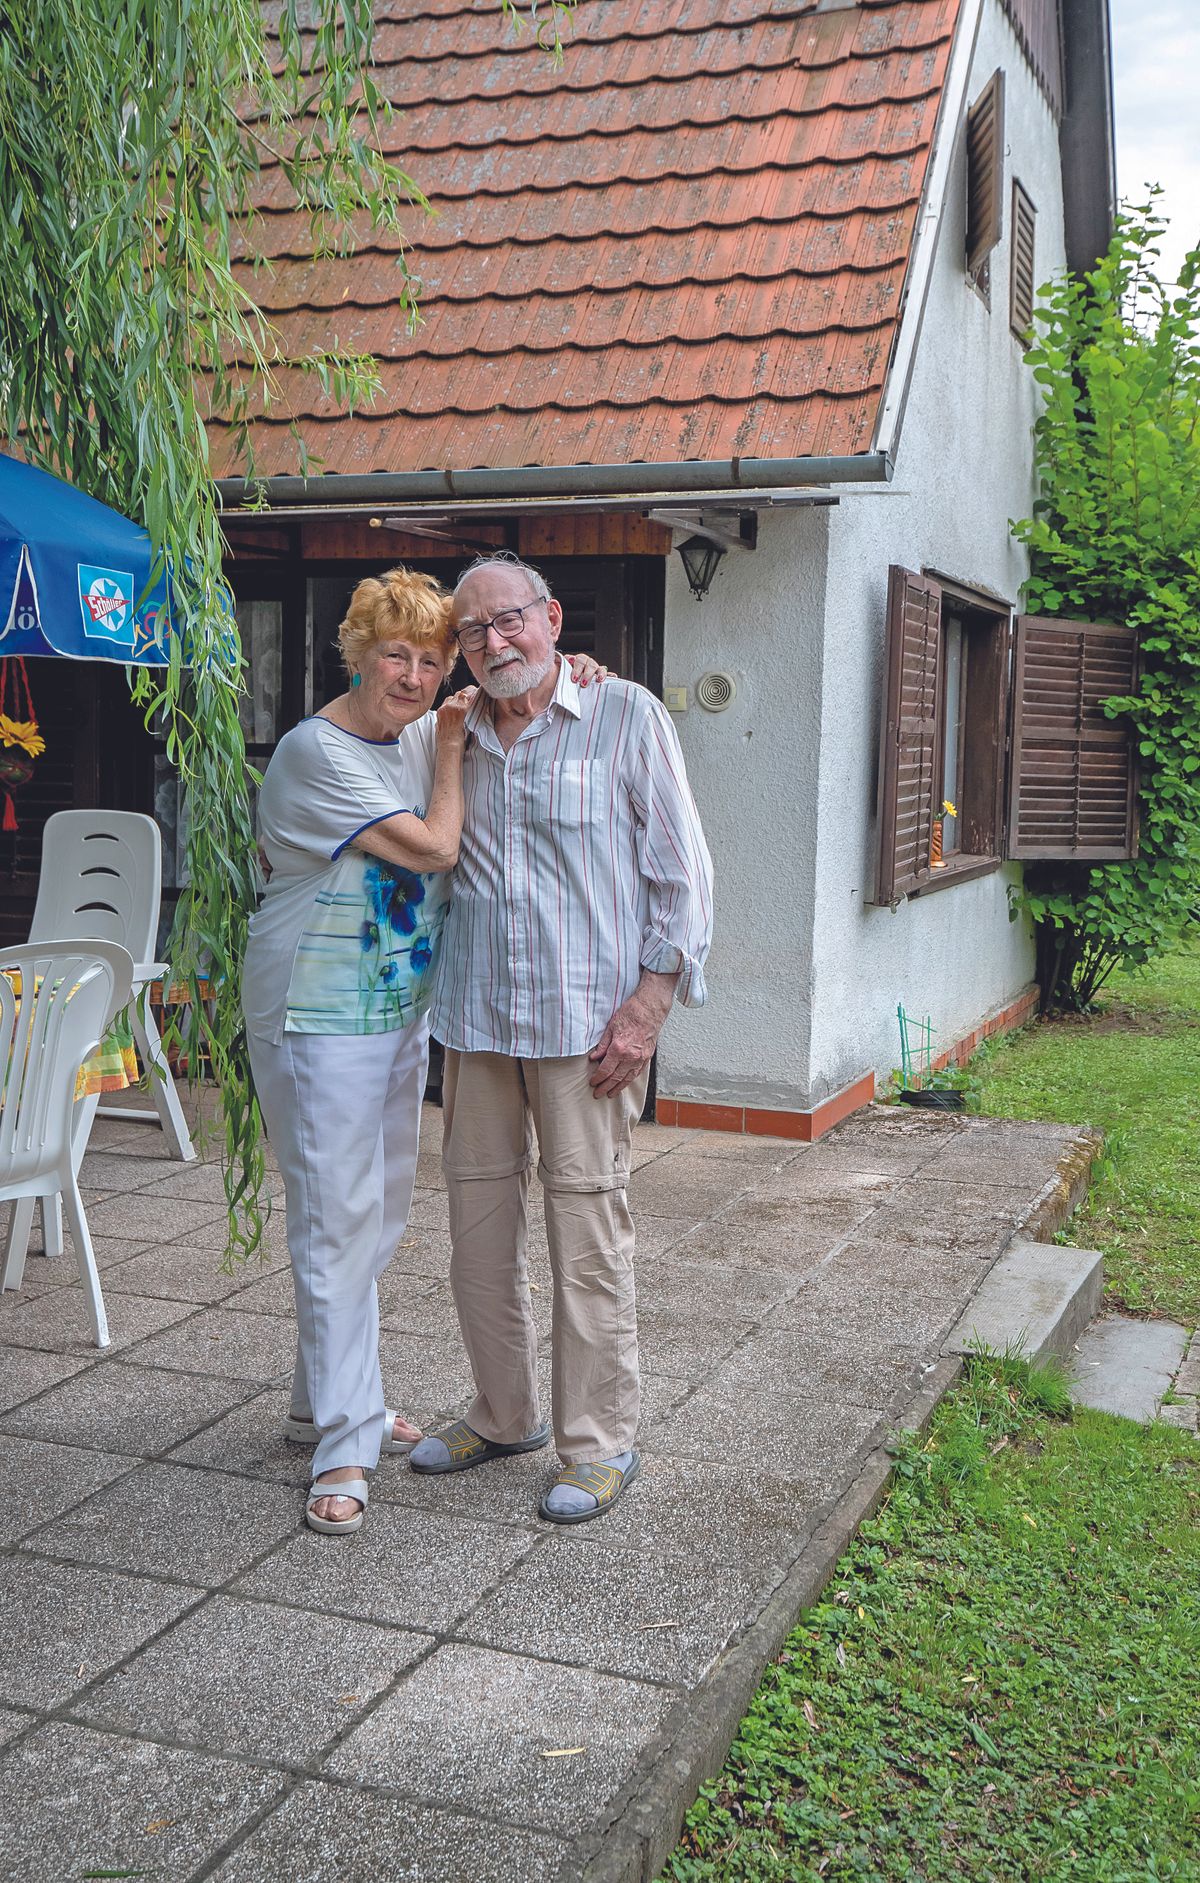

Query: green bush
1013;198;1200;1009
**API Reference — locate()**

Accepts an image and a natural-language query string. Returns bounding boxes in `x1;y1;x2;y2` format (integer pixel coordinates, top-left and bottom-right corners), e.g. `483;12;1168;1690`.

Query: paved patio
0;1097;1096;1882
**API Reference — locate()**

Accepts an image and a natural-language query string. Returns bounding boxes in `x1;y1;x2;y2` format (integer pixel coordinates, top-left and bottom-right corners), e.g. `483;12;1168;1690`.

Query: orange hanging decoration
0;656;44;836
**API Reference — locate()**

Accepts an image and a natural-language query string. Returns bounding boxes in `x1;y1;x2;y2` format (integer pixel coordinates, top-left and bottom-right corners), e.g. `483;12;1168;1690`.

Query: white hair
452;550;551;606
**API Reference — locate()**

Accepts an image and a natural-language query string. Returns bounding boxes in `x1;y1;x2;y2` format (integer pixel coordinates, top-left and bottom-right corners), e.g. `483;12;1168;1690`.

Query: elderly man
410;552;713;1522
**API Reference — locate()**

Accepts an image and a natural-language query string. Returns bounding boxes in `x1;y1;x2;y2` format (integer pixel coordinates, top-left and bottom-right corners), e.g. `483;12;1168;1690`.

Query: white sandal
283;1412;422;1456
305;1475;369;1536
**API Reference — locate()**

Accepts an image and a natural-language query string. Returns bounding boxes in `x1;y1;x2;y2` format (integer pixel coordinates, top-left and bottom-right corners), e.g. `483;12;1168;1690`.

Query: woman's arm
352;691;472;874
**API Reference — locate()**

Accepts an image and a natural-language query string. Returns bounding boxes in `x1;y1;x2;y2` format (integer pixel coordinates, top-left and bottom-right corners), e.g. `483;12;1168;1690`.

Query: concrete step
1068;1313;1190;1423
943;1238;1104;1364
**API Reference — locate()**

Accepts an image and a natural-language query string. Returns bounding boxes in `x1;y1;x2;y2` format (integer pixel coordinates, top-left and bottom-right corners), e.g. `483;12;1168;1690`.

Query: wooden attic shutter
1008;616;1139;859
874;567;942;905
1010;181;1037;337
966;69;1006;277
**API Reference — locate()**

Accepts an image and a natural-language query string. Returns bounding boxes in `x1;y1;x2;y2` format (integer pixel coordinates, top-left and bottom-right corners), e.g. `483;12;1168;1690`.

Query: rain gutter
214;452;892;512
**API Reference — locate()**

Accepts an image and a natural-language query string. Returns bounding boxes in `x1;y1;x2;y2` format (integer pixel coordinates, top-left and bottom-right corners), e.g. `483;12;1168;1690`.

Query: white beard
481;649;556;698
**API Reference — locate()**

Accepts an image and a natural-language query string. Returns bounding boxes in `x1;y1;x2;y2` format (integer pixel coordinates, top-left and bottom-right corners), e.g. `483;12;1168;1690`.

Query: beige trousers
442;1049;649;1464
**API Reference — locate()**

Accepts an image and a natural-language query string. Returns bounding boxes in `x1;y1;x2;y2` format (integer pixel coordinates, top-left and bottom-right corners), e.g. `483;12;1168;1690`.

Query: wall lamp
676;534;726;600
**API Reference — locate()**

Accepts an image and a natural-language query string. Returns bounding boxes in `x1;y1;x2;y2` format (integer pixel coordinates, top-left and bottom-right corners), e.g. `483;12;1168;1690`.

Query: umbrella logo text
78;565;135;644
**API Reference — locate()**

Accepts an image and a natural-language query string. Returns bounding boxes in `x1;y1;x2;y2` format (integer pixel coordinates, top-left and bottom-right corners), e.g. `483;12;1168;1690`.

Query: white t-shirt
242;715;450;1045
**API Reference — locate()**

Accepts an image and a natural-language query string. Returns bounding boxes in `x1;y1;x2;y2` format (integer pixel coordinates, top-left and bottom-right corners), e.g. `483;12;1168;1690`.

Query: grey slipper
409;1418;552;1475
538;1452;641;1526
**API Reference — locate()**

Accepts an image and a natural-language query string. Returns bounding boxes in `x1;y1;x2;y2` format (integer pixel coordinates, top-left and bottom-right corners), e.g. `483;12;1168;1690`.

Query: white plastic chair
29;810;196;1161
1;941;135;1345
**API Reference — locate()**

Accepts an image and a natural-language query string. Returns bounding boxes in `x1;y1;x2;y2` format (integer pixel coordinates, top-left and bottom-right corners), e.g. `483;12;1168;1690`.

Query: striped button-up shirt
432;659;713;1059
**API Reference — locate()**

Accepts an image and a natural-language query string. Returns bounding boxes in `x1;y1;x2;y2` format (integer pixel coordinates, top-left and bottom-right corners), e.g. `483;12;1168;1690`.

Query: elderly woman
243;566;471;1534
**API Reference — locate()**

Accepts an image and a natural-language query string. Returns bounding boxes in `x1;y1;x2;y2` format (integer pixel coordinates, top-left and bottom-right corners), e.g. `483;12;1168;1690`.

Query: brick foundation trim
657;983;1041;1143
657;1071;877;1144
930;982;1040;1072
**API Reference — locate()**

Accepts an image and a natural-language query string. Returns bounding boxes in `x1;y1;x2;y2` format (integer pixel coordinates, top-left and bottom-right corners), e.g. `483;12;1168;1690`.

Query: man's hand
257;840;273;884
588;970;678;1097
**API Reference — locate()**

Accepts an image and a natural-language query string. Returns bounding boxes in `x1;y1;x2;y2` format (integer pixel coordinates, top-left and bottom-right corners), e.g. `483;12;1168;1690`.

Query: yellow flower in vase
930;799;956;868
0;713;45;759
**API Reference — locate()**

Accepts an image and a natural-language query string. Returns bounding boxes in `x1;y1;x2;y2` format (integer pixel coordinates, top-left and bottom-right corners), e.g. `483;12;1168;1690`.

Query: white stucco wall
657;0;1068;1110
654;504;829;1109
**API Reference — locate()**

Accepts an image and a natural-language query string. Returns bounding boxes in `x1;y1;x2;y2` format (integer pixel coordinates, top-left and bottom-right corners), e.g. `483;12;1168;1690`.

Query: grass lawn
664;945;1200;1881
663;1360;1200;1882
975;945;1200;1324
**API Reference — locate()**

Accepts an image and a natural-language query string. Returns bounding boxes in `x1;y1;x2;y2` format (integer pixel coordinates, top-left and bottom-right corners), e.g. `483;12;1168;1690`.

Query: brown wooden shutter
1007;615;1139;859
966;69;1006;277
874;567;942;905
1010;180;1037;337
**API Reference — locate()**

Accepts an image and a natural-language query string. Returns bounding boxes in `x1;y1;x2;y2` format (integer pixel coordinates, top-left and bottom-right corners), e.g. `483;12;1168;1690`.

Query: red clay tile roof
222;0;963;481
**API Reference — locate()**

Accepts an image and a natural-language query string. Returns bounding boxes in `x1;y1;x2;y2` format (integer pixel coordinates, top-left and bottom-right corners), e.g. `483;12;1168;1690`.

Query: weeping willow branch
0;0;575;1262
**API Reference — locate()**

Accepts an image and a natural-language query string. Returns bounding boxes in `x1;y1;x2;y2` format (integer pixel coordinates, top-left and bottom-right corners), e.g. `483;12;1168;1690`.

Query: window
965;69;1006;295
872;572;1138;906
1010;180;1037;339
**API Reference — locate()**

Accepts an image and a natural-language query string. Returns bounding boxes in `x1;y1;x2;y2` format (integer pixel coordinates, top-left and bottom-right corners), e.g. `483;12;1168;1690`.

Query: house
13;0;1127;1138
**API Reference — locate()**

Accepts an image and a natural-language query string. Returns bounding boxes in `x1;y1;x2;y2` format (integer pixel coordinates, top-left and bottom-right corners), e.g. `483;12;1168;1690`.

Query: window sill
906;854;1002;899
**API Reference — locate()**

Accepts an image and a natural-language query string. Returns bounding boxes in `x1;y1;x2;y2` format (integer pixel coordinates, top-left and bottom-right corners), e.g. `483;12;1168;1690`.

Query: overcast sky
1109;0;1199;285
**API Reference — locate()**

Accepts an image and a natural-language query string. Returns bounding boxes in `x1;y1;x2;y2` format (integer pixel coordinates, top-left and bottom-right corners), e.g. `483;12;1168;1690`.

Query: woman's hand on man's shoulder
436;687;476;742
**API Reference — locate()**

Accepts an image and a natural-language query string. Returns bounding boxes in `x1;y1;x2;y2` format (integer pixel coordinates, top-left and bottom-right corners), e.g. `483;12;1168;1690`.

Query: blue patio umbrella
0;453;174;666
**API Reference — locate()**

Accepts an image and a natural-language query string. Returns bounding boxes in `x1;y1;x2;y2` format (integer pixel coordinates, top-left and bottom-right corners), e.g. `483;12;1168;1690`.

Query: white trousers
247;1021;429;1477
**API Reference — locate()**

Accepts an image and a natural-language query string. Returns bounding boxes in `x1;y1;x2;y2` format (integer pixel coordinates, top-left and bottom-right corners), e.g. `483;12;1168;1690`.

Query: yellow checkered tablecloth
1;967;137;1098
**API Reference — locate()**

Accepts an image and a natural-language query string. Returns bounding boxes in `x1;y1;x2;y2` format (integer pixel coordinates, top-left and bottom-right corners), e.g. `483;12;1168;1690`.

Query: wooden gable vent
966;69;1006;279
874;566;942;906
1011;181;1037;338
1008;616;1140;860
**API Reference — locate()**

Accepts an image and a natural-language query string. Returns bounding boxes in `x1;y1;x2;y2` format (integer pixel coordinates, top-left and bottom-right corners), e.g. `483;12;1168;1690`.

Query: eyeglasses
453;597;544;654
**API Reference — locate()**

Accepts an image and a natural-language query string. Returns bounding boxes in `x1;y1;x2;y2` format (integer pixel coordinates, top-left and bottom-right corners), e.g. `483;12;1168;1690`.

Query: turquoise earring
350;673;361;687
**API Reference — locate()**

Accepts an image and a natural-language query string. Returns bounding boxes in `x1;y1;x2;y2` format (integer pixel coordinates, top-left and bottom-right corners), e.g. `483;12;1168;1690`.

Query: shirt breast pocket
538;759;607;826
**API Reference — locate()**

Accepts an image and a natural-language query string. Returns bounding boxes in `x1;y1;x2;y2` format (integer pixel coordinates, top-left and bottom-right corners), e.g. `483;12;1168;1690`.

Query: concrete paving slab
102;1242;265;1303
235;1504;536;1632
29;1462;299;1585
0;1555;199;1710
0;1721;286;1883
209;1781;567;1883
770;1267;960;1349
645;1388;885;1493
461;1535;775;1687
0;1435;137;1547
0;1358;257;1456
0;1284;194;1354
633;1254;801;1323
944;1240;1104;1361
74;1593;428;1765
79;1190;230;1244
1159;1401;1198;1433
1174;1333;1200;1397
856;1179;1037;1257
328;1641;675;1835
1069;1314;1190;1422
131;1304;297;1381
626;1158;761;1219
665;1212;837;1275
0;1105;1103;1882
167;1387;314;1486
576;1451;823;1569
0;1346;91;1415
710;1326;930;1412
